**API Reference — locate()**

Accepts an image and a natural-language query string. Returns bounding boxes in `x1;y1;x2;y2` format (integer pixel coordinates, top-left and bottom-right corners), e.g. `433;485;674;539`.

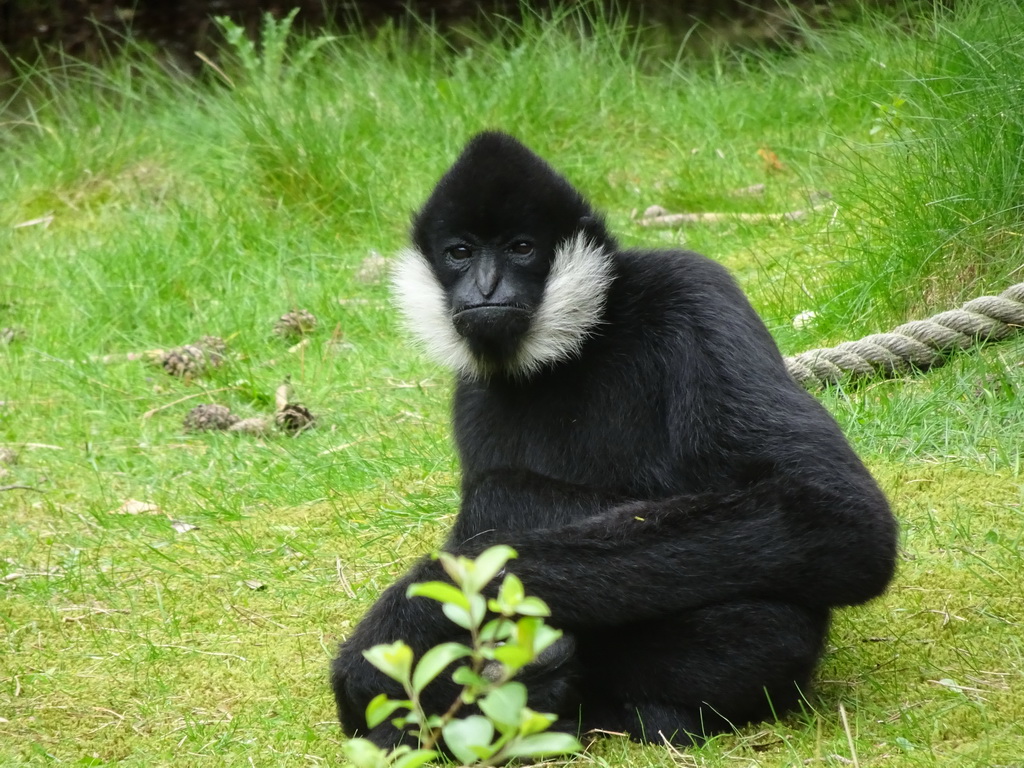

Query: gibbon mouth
452;305;533;340
453;303;532;319
455;301;530;312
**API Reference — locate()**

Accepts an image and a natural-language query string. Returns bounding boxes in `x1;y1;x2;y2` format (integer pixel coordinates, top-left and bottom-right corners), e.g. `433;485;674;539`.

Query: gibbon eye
448;245;472;259
511;241;534;256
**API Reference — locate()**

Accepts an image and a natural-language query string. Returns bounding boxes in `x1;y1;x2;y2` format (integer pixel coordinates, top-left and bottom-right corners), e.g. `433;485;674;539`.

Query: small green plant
342;546;583;768
869;95;909;139
213;9;336;90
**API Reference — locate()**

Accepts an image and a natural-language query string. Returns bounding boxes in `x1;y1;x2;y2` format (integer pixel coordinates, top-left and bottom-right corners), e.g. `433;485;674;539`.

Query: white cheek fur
392;246;479;377
392;232;615;380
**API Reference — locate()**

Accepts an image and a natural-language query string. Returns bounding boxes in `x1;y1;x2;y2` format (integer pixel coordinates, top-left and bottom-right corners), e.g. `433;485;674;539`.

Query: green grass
1;2;1023;765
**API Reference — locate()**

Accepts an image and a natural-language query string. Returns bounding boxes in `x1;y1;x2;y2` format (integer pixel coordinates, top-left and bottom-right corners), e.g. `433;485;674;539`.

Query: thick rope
784;282;1024;389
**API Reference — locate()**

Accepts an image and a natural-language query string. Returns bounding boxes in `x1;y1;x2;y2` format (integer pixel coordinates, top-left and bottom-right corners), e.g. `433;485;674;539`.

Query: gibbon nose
474;257;501;298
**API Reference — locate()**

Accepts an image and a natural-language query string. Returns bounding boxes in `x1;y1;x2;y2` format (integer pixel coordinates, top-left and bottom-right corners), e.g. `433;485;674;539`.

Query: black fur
331;131;897;748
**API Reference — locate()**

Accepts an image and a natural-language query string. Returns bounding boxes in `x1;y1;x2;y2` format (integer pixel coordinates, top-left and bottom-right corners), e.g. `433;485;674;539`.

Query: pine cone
197;336;227;365
275;403;315;434
355;251;388;284
161;345;203;377
273;310;317;339
160;337;227;378
183;404;239;432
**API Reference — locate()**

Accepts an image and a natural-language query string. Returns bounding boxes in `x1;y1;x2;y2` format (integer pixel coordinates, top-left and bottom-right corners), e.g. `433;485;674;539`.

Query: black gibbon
331;131;897;747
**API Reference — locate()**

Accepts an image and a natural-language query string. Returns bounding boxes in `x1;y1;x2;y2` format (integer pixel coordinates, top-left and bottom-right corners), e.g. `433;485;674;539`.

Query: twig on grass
659;731;700;765
194;50;235;87
730;183;766;196
336;556;357;599
585;728;629;738
152;643;248;661
93;707;125;721
0;484;40;492
838;703;860;768
230;604;289;630
318;436;372;456
636;203;831;227
3;570;61;582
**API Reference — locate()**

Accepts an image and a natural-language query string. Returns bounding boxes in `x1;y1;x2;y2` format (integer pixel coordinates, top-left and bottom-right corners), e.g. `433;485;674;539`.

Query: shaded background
1;1;919;69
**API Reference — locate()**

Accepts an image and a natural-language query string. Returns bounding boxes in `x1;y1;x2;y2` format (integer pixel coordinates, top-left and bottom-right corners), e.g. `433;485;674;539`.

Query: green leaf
895;736;916;752
341;737;390;768
479;618;514;644
512;616;537;655
364;693;411;729
465;545;517;592
492;643;533;672
515;596;551;617
441;603;472;630
442;595;486;631
478;682;528;731
289;36;337;82
511;617;561;658
452;665;487;689
469;594;487;627
411;642;471;694
442;715;497;765
406;580;470;609
492;572;525;614
390;749;438;768
362;641;414;686
519;708;558;736
401;709;423;725
530;623;563;655
437;552;469;587
503;731;582;759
